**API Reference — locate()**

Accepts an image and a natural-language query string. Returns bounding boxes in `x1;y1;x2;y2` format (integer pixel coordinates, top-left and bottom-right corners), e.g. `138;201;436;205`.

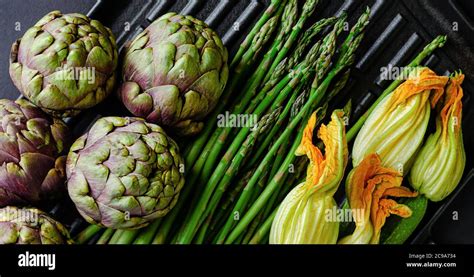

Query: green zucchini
381;195;428;244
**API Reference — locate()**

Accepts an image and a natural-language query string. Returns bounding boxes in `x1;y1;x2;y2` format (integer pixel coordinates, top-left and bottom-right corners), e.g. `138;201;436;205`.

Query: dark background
0;0;473;244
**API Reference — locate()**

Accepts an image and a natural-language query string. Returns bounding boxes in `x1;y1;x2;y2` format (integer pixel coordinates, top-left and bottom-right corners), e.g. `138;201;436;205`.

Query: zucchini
381;195;428;244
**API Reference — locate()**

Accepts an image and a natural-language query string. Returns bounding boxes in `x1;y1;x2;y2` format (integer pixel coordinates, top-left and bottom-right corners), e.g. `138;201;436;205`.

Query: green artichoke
0;206;73;244
66;117;185;229
119;12;229;136
9;11;118;117
0;99;70;207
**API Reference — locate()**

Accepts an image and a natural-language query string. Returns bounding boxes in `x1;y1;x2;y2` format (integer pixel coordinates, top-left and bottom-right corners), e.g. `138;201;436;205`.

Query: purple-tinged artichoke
9;11;118;117
0;99;70;207
0;206;73;244
118;12;229;136
66;117;185;229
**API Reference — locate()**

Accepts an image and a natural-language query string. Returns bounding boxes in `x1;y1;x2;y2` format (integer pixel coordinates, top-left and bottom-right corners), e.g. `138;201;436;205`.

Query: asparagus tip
427;35;448;50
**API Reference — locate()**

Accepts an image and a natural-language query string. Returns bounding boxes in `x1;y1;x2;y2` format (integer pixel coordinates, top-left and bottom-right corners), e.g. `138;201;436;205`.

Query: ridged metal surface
356;14;406;71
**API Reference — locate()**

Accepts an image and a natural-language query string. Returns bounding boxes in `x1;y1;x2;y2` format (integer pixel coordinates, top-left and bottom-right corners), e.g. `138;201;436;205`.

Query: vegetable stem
74;225;102;244
96;228;114;244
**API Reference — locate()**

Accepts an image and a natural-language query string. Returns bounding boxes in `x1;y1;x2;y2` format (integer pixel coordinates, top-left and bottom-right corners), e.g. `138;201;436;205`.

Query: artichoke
119;12;229;136
9;11;118;117
0;99;70;207
0;206;73;244
66;117;185;229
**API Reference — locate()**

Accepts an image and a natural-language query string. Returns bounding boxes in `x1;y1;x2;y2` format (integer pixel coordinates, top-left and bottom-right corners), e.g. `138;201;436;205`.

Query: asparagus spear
96;228;114;245
249;89;307;169
176;43;323;243
133;219;162;244
194;213;212;244
148;13;284;245
215;34;337;243
108;230;125;244
242;209;265;244
179;67;307;236
249;208;277;244
228;17;341;168
233;15;280;81
239;58;290;126
286;17;337;70
205;109;281;219
235;26;319;134
248;158;308;245
191;70;286;196
178;108;281;243
262;0;320;83
245;85;307;204
277;15;344;120
236;15;341;170
198;0;298;184
189;45;320;210
243;144;311;244
188;19;289;210
75;225;102;244
208;169;254;240
336;7;370;66
185;12;281;170
245;161;271;214
214;44;318;165
233;0;298;108
311;15;346;89
231;0;284;68
219;8;370;244
326;69;351;102
218;129;303;244
115;229;140;244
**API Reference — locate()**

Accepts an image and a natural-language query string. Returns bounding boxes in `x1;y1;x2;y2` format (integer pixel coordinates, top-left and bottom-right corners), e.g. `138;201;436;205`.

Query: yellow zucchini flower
270;110;348;244
339;153;418;244
352;67;448;173
409;72;466;201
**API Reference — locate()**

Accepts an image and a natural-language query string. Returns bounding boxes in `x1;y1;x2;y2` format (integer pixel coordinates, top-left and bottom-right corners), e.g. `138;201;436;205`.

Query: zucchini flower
409;73;466;201
352;67;448;173
270;110;348;244
339;153;418;244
